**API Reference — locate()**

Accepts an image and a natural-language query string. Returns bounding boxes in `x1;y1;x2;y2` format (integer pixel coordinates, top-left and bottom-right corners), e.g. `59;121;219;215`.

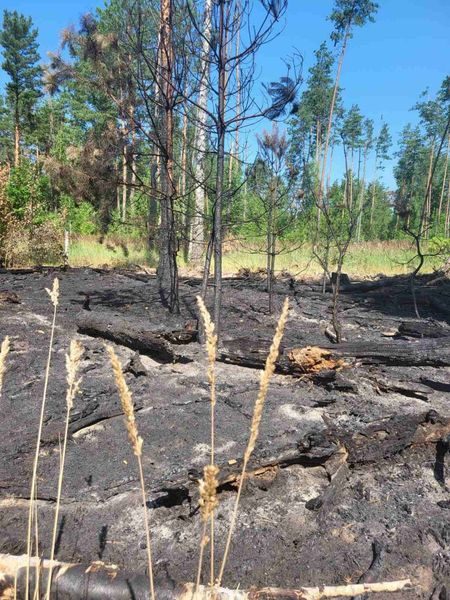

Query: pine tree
0;10;42;166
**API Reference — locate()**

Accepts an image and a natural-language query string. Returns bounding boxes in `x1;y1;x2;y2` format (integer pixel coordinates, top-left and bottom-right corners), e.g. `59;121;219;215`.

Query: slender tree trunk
157;0;179;313
422;141;435;239
14;98;20;167
445;177;450;237
122;145;128;222
201;225;214;300
227;2;241;189
266;183;274;313
437;134;449;233
348;149;354;210
356;144;368;242
243;144;248;220
370;167;377;231
191;0;212;263
129;126;136;209
326;144;334;196
317;25;350;226
213;0;227;334
148;163;158;253
14;124;20;167
315;120;320;164
342;141;349;215
331;259;343;343
180;107;190;260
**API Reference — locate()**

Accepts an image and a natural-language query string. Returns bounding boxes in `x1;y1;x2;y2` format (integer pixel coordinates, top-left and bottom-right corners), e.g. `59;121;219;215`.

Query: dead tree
186;0;301;334
156;0;179;312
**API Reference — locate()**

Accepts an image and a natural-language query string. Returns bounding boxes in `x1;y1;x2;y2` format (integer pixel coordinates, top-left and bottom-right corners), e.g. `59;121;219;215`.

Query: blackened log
76;311;176;363
0;554;412;600
397;320;450;339
218;337;450;370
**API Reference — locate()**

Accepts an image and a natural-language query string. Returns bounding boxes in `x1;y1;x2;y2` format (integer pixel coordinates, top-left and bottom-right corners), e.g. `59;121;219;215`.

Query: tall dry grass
108;345;156;600
195;297;219;590
25;277;59;600
45;339;84;600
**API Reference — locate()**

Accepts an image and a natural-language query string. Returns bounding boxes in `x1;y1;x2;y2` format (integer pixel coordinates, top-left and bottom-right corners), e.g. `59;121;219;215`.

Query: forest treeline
0;0;449;325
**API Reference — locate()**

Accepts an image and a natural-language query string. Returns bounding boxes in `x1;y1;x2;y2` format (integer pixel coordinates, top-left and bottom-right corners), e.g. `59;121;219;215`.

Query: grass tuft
26;277;60;600
195;296;219;590
45;339;84;600
107;345;155;600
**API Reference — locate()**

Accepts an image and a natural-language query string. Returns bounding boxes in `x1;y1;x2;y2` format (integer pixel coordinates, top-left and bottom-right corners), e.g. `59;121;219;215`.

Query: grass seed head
196;296;217;403
107;345;143;457
245;297;289;461
199;464;219;521
65;340;83;410
45;277;60;307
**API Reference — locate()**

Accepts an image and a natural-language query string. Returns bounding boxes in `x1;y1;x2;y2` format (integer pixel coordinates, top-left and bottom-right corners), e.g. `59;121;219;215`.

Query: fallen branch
76;311;178;362
219;337;450;370
0;554;413;600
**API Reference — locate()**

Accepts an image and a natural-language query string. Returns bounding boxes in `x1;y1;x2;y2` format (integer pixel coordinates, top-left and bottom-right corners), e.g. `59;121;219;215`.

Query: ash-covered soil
0;267;449;599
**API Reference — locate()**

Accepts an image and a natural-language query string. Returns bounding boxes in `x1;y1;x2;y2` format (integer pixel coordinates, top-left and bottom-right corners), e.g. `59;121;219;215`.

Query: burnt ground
0;267;449;598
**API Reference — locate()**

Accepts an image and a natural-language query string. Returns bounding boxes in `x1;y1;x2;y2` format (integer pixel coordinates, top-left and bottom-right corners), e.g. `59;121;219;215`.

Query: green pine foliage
0;1;448;270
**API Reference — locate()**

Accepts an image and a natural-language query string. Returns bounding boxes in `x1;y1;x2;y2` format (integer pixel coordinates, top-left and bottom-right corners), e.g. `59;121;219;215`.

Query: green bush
6;161;52;222
60;195;99;235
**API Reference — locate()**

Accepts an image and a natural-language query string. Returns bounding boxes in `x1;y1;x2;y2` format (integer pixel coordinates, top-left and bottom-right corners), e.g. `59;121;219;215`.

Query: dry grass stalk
195;297;219;589
0;335;10;398
45;340;83;600
217;298;289;586
25;277;60;600
107;345;155;600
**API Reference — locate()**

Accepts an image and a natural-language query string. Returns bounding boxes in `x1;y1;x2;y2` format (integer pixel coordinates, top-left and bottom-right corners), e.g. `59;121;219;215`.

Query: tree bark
213;0;227;335
422;140;435;238
190;0;212;264
121;143;128;222
437;134;449;233
317;24;350;227
356;143;369;242
14;121;20;167
157;0;179;313
227;1;241;189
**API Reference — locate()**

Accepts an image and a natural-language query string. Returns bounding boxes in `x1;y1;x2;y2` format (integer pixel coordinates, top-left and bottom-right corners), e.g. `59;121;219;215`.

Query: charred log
0;554;412;600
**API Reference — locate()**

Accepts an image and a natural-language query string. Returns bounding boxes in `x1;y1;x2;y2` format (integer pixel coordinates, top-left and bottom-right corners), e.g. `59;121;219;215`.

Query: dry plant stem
196;297;218;590
25;278;59;600
0;335;10;397
107;345;155;600
217;298;289;586
33;496;40;600
45;340;83;600
195;521;209;592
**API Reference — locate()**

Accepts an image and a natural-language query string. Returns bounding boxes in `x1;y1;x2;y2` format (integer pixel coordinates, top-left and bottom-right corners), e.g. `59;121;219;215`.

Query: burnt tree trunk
157;0;179;313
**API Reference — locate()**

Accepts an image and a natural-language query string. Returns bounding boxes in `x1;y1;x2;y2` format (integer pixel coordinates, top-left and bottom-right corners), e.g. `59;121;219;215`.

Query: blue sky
1;0;449;188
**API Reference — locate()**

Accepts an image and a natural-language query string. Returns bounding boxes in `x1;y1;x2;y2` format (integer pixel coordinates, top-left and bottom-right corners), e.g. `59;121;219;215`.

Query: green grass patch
68;236;155;268
68;236;442;277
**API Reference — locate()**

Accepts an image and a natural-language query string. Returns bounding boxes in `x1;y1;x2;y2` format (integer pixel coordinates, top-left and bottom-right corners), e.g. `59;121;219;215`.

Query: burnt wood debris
0;267;449;598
